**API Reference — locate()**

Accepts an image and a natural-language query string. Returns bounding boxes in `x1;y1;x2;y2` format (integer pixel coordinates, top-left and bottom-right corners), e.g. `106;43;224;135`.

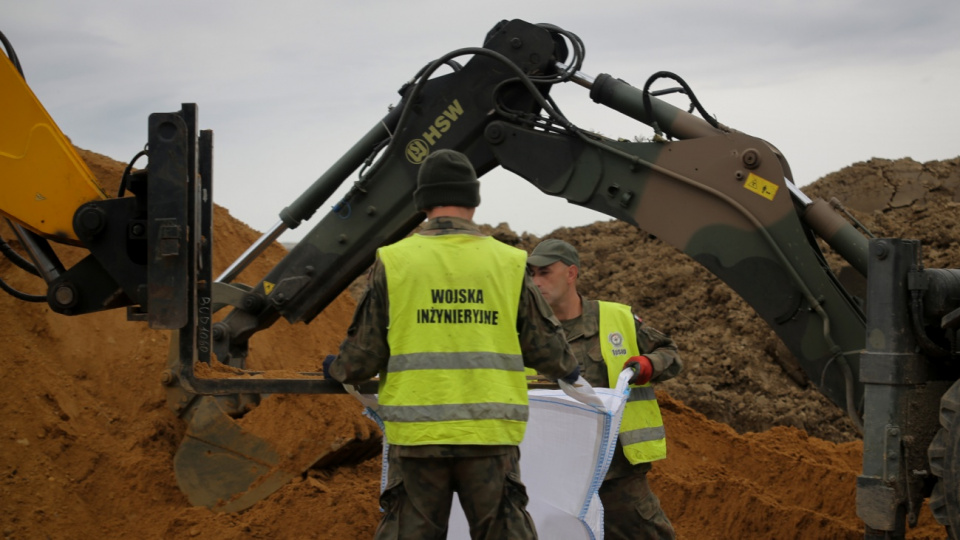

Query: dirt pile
0;148;376;538
0;149;957;539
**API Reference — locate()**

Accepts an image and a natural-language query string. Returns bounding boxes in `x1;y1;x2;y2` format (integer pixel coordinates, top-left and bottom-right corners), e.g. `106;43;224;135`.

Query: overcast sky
6;1;960;243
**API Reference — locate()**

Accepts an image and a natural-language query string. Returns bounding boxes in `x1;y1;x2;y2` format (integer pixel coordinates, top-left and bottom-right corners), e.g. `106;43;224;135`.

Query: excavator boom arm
207;20;868;423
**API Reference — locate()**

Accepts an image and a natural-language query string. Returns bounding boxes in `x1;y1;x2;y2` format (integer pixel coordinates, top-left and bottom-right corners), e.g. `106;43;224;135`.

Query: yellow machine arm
0;51;106;245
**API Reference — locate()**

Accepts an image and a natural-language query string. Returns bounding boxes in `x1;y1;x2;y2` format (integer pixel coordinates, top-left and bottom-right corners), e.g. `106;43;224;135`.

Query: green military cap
527;239;580;267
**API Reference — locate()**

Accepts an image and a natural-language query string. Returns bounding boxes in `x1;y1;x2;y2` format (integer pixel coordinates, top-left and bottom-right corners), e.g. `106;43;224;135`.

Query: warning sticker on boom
744;173;779;201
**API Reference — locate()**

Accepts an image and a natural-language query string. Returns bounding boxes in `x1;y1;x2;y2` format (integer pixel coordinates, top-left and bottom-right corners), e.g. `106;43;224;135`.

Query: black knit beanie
413;149;481;211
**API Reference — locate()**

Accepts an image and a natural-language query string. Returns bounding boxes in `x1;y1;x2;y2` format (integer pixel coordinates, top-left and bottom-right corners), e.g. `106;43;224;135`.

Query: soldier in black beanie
326;148;579;539
412;148;481;210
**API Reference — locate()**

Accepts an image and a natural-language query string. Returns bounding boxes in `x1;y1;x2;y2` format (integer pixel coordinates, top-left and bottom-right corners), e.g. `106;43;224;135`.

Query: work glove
322;354;337;379
623;356;653;385
560;365;581;385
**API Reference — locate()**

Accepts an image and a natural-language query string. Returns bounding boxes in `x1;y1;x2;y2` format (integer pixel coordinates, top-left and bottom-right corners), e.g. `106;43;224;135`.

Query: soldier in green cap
528;238;683;540
327;149;580;540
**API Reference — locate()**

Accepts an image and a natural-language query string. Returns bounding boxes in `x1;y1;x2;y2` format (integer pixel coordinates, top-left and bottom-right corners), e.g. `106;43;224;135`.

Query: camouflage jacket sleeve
328;259;390;385
517;274;579;380
635;316;683;383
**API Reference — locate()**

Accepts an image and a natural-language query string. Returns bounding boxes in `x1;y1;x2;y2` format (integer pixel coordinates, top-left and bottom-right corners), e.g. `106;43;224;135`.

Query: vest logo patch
608;332;628;357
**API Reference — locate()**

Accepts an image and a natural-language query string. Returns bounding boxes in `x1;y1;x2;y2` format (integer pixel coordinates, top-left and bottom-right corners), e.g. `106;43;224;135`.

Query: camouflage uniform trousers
598;462;675;540
374;445;538;540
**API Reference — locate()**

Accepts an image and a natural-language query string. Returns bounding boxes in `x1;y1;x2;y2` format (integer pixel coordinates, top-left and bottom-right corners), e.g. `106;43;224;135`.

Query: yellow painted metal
0;53;106;244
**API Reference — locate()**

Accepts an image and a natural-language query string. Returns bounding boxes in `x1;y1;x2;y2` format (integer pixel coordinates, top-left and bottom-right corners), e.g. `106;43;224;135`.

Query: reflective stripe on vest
378;233;528;446
598;301;667;464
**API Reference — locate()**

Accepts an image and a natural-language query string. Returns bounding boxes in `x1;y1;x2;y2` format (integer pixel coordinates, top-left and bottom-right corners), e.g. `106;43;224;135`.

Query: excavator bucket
173;395;299;512
163;333;302;512
163;331;383;511
170;391;384;511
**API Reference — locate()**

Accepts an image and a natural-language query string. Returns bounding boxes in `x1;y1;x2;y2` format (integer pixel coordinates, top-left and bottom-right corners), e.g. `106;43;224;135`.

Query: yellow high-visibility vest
377;233;529;446
599;301;667;463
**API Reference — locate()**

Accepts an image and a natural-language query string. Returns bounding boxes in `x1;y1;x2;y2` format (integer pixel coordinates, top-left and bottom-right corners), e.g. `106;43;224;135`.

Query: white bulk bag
346;369;633;540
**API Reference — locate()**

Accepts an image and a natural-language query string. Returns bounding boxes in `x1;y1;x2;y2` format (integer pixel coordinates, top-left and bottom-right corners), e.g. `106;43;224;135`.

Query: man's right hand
623;356;653;385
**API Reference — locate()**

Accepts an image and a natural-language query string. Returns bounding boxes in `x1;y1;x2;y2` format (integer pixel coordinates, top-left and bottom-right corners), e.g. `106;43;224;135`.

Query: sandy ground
0;148;958;538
